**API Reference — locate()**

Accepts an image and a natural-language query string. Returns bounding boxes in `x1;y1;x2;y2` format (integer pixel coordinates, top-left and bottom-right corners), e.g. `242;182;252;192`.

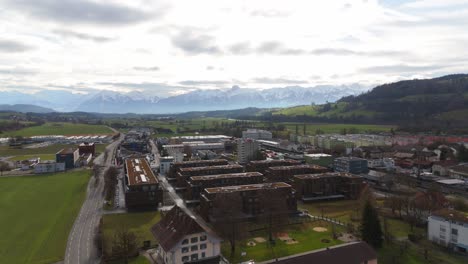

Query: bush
408;233;423;242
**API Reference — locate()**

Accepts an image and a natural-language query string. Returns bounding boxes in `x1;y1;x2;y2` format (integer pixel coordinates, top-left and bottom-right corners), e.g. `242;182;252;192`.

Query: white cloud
0;0;467;95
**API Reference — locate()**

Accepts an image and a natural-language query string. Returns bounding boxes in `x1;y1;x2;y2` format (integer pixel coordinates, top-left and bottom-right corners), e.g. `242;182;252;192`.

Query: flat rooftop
205;182;291;194
179;164;243;173
294;172;360;180
248;159;300;165
173;159;228;167
268;164;327;171
125;158;158;185
172;135;231;140
56;148;76;155
304;153;332;158
431;209;468;224
190;172;263;181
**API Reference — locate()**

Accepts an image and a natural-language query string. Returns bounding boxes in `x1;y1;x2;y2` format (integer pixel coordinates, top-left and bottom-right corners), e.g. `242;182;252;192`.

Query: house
428;209;468;253
124;158;163;210
292;172;365;201
449;164;468;180
150;206;222;264
200;182;297;222
260;241;377;264
432;160;458;177
56;148;79;169
333;157;369;174
34;161;65;174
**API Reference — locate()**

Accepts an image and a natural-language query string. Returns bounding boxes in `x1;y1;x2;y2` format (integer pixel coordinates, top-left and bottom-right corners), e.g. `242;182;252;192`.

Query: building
168;159;229;178
237;138;259;164
432;160;458;177
56;148;79;169
78;142;96;156
448;164;468;180
304;154;333;167
246;159;300;174
242;129;273;140
34;161;65;174
159;156;174;176
172;135;231;143
200;182;297;222
261;241;377;264
150;206;222;264
292;172;365;201
265;164;328;183
124;158;162;210
334;157;369;174
176;164;244;187
186;172;264;200
428;209;468;253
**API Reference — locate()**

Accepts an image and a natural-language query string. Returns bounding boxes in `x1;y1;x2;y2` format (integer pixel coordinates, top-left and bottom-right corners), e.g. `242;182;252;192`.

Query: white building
160;156;174;176
242;129;272;140
151;206;222;264
428;209;468;253
237;138;259;164
34;162;66;174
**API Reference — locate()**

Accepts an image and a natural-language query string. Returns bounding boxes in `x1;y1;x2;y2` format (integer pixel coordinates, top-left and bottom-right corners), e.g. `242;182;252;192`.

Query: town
2;122;467;264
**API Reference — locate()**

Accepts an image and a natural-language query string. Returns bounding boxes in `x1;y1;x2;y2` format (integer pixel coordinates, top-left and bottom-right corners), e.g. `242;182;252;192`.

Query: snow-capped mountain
0;84;369;114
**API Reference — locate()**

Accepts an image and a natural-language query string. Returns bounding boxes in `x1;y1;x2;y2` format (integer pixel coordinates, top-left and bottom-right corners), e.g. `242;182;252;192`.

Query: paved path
308;214;346;227
64;134;124;264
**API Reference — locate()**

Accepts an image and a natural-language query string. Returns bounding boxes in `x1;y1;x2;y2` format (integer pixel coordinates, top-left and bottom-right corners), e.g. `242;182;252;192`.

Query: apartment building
56;148;79;169
186;172;264;200
237;138;259;164
246;159;300;174
265;164;328;183
176;164;244;187
124;158;162;210
292;172;365;201
168;159;229;178
428;209;468;253
334;157;369;174
242;129;273;140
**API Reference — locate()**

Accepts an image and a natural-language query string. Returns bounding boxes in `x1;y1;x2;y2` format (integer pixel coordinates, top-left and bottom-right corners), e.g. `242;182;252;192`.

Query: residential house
428;209;468;253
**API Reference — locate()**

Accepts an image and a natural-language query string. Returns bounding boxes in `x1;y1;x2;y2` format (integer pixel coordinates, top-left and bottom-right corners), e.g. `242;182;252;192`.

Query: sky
0;0;468;96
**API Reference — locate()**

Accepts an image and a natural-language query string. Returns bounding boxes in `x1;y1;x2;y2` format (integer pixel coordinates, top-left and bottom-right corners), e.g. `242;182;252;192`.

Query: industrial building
176;164;244;187
200;182;297;222
265;164;328;183
237;138;259;164
242;129;273;140
56;148;79;169
334;157;369;174
292;172;365;201
78;142;96;156
246;159;300;174
34;161;65;174
124;158;162;210
186;172;264;200
304;153;333;167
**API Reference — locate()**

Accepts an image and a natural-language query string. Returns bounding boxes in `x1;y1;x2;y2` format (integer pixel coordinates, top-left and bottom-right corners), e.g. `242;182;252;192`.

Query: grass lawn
0;170;90;263
222;221;344;263
109;255;150;264
1;143;108;159
102;212;161;255
284;123;395;135
4;122;112;137
9;154;56;161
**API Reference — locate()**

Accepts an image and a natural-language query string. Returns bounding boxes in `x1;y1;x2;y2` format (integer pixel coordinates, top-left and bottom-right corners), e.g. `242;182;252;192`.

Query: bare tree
211;192;245;256
103;166;119;202
258;188;291;242
111;227;138;263
0;161;11;176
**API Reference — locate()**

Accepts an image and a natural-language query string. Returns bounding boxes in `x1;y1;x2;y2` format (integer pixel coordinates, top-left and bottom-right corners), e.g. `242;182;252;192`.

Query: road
64;134;124;264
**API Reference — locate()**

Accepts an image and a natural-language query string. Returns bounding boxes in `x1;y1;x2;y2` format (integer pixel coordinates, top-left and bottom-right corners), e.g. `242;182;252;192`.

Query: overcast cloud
0;0;467;95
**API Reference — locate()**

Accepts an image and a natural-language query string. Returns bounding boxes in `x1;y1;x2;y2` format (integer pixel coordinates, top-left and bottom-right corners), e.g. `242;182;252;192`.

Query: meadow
3;122;112;137
0;170;90;263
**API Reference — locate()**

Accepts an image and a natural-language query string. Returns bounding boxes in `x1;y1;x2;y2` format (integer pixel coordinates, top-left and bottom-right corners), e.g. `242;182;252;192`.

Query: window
200;243;207;250
182;256;189;262
201;252;206;258
191;254;198;261
182;239;189;245
182;247;189;253
451;229;458;235
191;245;198;251
200;235;207;241
191;237;198;243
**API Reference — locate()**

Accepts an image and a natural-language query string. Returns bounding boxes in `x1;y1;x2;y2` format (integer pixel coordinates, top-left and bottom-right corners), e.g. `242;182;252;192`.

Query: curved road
65;134;124;264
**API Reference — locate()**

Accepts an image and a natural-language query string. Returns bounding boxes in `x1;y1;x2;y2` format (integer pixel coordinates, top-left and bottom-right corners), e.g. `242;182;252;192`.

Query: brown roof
150;206;205;251
248;159;300;165
261;242;377;264
294;172;360;180
56;148;77;155
179;164;243;173
204;182;291;194
190;172;263;181
268;164;327;171
125;158;158;185
173;159;228;167
450;164;468;174
432;209;468;224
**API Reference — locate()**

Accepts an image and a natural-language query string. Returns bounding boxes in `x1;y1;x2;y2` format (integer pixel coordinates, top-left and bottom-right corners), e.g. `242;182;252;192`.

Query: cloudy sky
0;0;467;96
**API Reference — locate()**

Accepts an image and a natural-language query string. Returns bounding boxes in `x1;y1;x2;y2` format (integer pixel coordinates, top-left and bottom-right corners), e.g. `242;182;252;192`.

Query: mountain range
0;84;368;114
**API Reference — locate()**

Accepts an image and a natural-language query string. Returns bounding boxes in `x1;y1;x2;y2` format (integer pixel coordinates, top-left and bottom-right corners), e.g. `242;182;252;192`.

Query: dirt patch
338;233;357;242
247;241;256;247
313;227;328;232
253;237;266;243
285;238;299;245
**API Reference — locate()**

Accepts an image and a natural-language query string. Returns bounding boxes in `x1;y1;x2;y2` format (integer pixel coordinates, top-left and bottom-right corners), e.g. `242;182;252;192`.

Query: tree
457;144;468;162
111;227;138;263
0;161;11;176
258;188;291;242
360;200;383;248
211;193;245;256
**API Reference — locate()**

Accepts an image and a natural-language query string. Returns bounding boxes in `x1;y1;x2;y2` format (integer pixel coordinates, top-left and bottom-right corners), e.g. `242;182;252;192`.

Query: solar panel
140;174;147;182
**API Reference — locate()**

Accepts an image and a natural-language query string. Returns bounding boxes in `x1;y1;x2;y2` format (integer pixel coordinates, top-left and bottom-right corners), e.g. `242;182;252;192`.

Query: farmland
3;122;112;137
0;170;90;263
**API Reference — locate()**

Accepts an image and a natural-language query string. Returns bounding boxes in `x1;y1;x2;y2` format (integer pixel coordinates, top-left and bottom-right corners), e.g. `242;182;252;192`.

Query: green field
0;170;91;263
0;143;108;159
102;212;161;255
9;154;56;161
284;123;394;135
3;122;112;137
223;221;343;263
